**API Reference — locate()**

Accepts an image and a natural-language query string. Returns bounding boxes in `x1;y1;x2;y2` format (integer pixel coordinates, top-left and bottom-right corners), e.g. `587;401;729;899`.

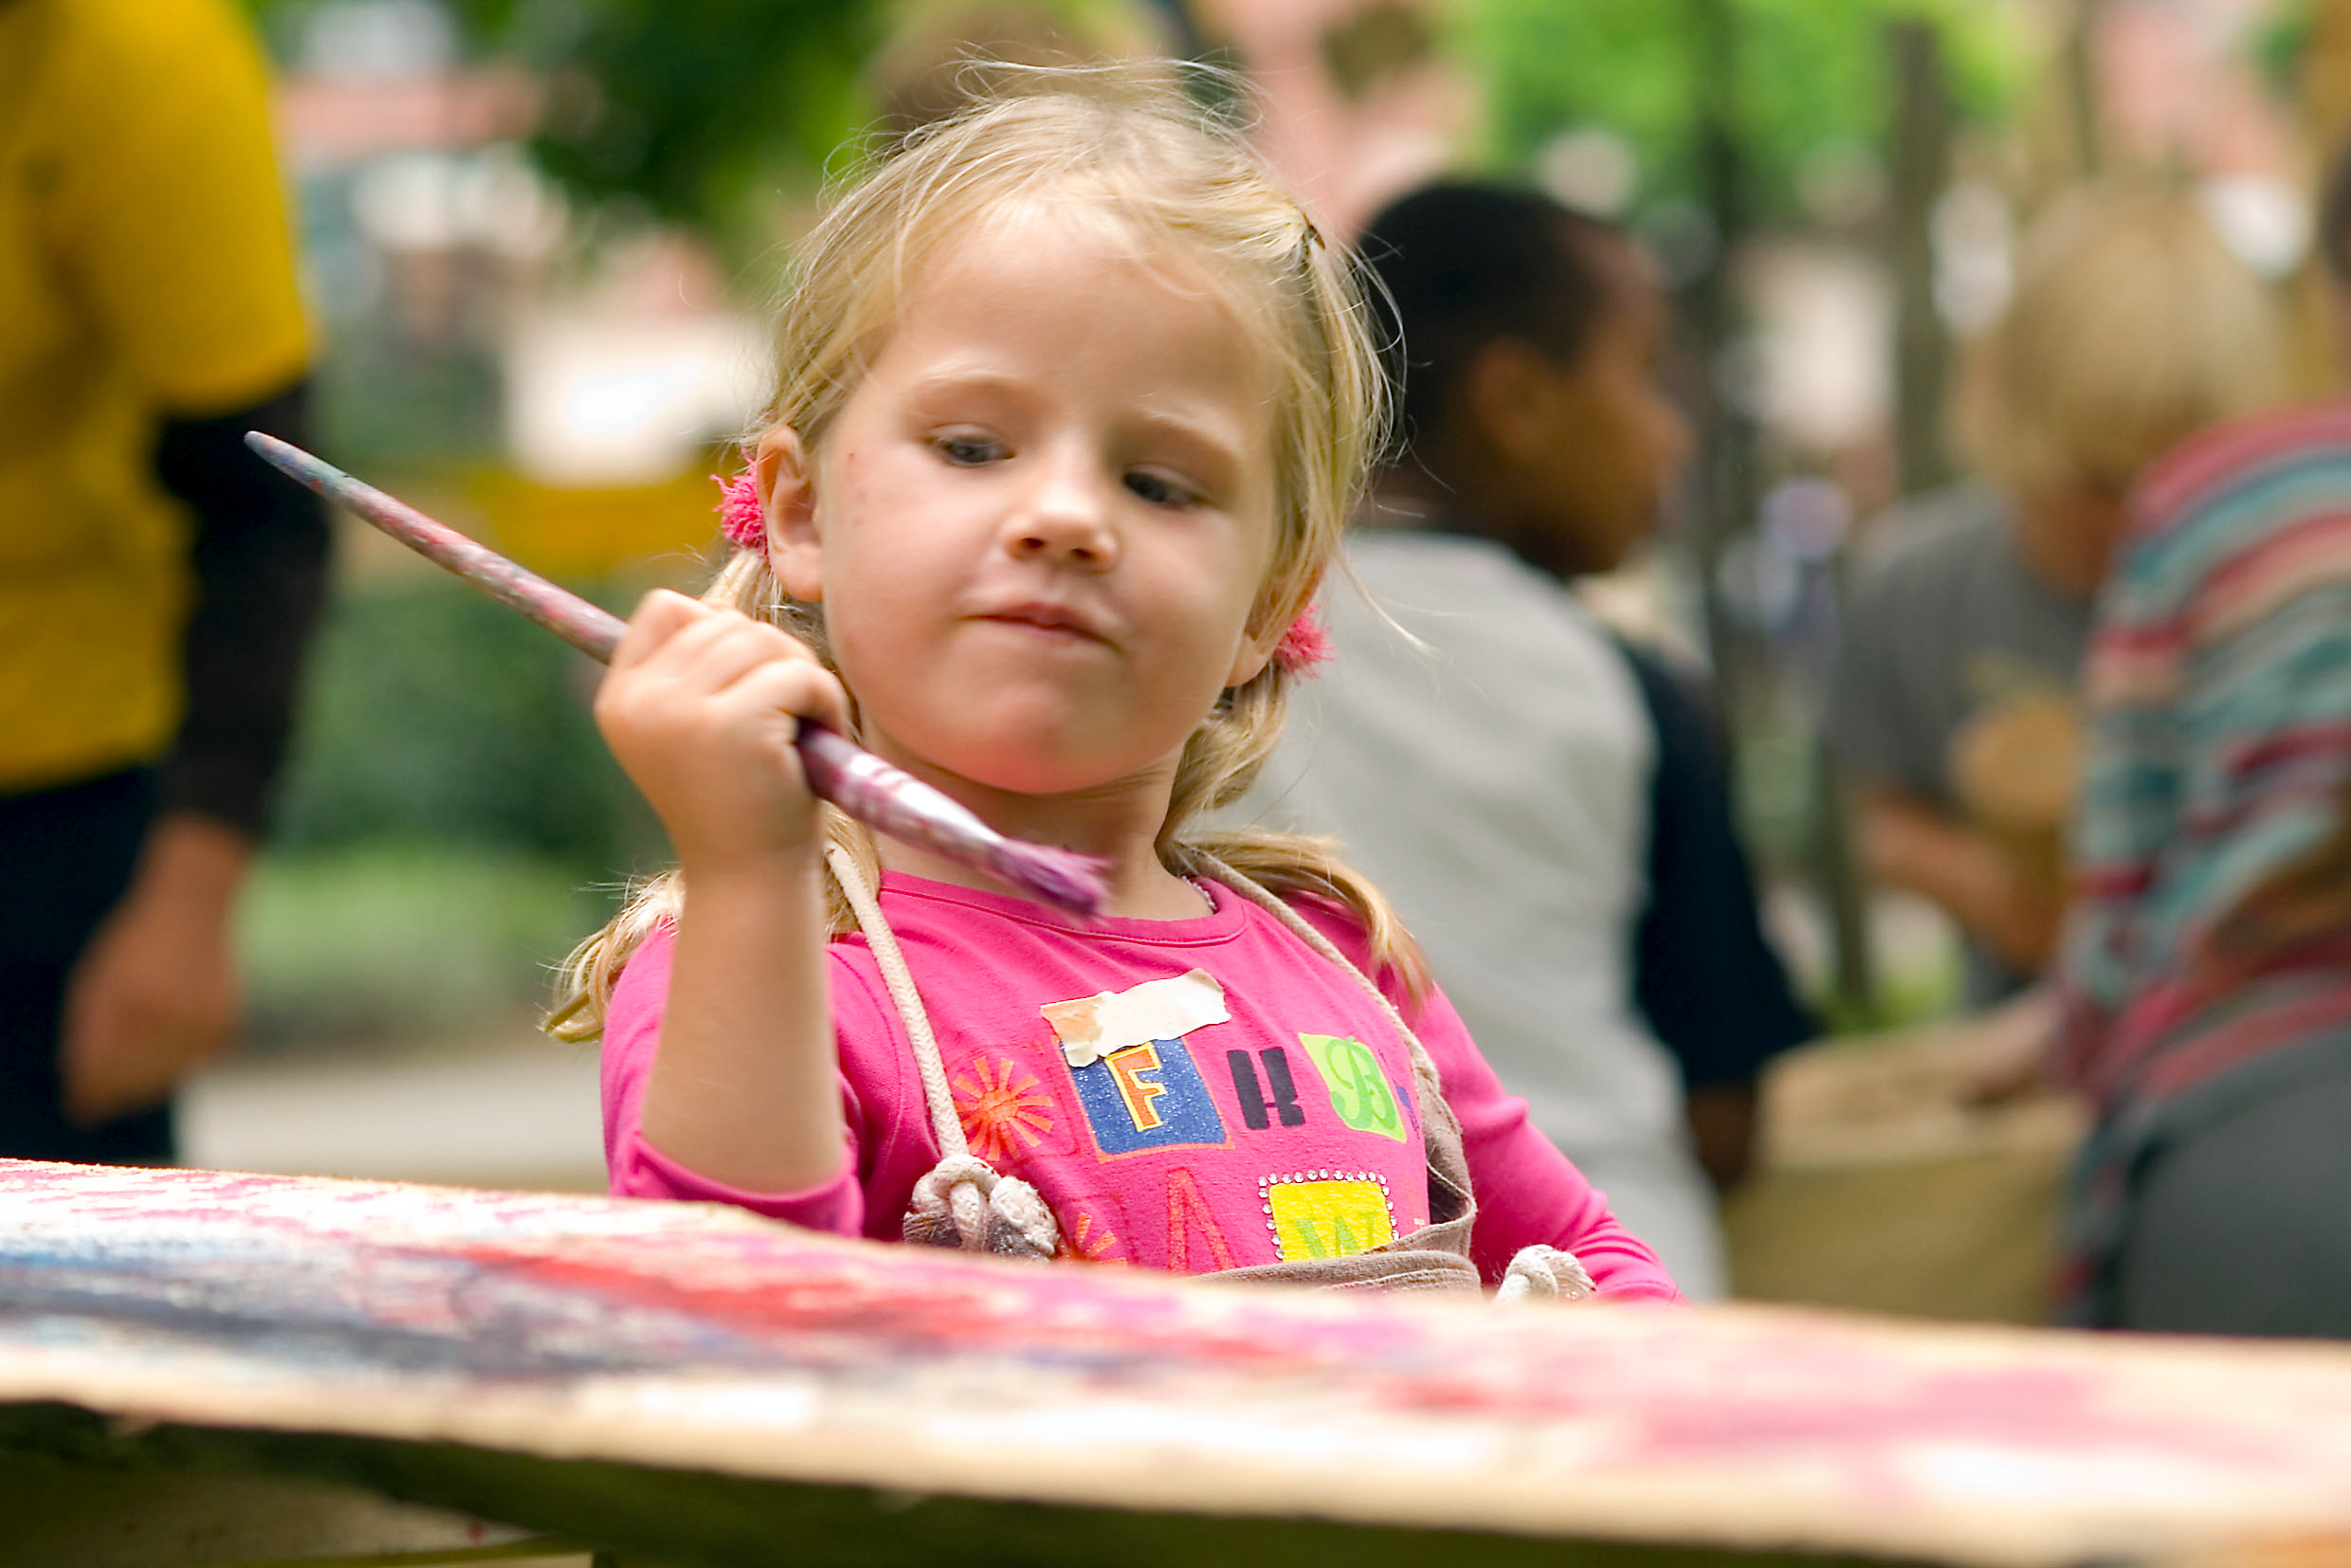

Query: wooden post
1806;16;1965;1030
2060;0;2104;180
1683;0;1876;1021
1886;17;1953;501
1682;0;1751;737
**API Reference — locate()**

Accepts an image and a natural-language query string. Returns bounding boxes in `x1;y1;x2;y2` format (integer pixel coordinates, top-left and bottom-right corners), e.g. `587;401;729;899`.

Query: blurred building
274;0;767;579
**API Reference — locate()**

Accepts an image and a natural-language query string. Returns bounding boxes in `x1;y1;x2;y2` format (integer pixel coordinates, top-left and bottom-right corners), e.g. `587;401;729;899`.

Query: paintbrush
246;432;1110;919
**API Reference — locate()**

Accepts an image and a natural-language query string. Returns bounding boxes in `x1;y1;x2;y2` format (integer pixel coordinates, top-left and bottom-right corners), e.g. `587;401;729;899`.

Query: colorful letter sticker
1226;1046;1308;1130
1044;976;1230;1158
1296;1033;1409;1142
1260;1170;1395;1261
1065;1038;1227;1156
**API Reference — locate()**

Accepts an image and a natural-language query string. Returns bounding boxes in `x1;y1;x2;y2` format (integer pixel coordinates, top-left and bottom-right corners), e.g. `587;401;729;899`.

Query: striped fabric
2054;400;2351;1315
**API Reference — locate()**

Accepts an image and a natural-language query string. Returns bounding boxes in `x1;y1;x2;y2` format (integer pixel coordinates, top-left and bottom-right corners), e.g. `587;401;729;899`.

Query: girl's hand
594;590;850;872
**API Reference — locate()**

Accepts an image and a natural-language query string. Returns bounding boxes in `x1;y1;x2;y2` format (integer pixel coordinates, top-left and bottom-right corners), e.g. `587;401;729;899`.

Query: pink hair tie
714;471;765;549
1273;603;1333;676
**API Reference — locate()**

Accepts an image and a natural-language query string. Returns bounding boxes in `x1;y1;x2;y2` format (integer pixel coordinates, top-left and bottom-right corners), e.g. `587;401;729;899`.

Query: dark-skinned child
1238;182;1813;1300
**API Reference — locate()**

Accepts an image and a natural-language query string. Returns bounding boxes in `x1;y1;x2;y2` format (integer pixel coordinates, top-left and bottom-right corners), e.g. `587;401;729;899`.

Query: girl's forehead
914;199;1228;307
879;206;1277;399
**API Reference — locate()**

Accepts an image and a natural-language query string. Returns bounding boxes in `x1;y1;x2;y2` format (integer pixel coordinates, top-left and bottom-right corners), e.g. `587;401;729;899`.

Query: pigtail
1158;661;1430;1005
548;799;880;1045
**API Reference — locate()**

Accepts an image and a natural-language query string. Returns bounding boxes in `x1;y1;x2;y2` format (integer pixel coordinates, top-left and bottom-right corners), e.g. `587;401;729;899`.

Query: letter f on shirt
1106;1043;1170;1131
1044;974;1231;1156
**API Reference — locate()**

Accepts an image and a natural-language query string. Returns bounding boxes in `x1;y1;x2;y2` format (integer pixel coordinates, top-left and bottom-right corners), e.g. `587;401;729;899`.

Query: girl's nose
1007;449;1120;569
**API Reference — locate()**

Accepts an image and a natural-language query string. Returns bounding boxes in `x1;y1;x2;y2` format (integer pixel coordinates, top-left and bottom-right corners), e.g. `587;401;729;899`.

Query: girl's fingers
614;594;820;696
714;656;853;739
595;596;843;862
634;603;775;682
665;617;806;696
609;588;707;670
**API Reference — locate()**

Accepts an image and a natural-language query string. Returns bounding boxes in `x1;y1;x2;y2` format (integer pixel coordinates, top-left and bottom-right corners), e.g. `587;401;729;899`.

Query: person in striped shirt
2055;165;2351;1333
1831;190;2286;1012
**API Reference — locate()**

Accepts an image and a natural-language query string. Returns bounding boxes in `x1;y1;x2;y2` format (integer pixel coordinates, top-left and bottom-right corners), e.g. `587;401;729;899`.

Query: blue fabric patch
1069;1036;1228;1157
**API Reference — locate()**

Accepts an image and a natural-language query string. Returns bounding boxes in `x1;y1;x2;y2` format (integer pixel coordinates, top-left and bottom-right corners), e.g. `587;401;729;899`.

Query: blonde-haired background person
0;0;326;1158
1825;188;2287;1009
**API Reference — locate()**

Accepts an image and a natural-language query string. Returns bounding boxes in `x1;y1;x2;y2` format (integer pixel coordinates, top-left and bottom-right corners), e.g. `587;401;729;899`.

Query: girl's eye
937;434;1002;466
1124;470;1196;509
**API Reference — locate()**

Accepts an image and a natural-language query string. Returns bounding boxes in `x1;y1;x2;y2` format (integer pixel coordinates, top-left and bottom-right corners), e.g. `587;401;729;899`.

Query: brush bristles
990;842;1112;918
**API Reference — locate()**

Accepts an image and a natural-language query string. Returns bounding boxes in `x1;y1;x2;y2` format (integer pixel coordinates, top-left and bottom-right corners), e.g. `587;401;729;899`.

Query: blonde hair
550;67;1413;1042
1957;185;2287;496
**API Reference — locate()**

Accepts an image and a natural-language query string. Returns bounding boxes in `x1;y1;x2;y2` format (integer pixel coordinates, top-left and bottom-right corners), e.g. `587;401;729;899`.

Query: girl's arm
602;921;866;1235
1415;983;1683;1302
594;590;851;1194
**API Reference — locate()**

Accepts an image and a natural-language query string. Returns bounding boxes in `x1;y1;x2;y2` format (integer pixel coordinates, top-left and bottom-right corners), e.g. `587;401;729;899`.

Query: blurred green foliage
248;576;655;1043
1452;0;2020;223
271;575;646;872
310;324;505;474
2255;0;2315;100
240;844;611;1045
492;0;878;243
244;0;879;244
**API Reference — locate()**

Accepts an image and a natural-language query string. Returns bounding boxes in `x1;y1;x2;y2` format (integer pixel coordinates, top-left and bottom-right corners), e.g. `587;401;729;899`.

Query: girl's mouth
978;601;1112;645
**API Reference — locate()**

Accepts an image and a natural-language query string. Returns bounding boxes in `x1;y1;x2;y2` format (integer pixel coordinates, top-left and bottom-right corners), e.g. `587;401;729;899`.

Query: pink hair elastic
1271;604;1332;675
715;471;766;549
713;470;1331;677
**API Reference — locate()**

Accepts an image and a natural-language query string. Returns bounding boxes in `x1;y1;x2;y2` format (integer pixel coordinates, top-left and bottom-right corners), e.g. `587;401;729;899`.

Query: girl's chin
892;733;1176;802
939;757;1152;801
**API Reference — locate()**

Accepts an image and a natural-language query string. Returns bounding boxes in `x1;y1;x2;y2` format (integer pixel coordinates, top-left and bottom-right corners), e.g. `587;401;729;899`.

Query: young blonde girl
553;69;1676;1300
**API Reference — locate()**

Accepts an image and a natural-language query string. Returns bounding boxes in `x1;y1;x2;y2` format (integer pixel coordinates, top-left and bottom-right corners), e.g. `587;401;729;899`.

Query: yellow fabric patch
1262;1172;1395;1261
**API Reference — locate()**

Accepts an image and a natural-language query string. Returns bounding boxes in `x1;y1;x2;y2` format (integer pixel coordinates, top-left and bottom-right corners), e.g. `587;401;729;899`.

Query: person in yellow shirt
0;0;326;1160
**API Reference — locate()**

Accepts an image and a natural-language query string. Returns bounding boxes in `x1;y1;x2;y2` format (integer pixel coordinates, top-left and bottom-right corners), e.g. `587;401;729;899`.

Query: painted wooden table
0;1158;2347;1568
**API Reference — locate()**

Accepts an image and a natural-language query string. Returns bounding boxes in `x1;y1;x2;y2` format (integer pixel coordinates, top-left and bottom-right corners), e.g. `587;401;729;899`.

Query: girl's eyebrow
1126;405;1250;474
904;367;1032;405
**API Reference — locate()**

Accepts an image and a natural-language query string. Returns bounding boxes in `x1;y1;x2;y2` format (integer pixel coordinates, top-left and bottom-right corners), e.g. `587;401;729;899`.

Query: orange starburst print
953;1055;1055;1165
1055;1209;1125;1265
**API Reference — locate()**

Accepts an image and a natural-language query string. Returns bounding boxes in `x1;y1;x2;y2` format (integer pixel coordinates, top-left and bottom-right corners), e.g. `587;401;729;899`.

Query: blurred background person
2052;147;2351;1338
1826;188;2287;1012
1236;183;1813;1298
0;0;327;1159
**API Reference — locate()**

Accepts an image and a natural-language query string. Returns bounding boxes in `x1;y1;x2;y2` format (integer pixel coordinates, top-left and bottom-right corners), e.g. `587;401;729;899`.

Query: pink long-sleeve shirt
603;870;1680;1299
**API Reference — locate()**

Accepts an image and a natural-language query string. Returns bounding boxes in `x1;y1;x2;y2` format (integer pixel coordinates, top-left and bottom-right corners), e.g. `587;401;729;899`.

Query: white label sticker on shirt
1042;970;1229;1068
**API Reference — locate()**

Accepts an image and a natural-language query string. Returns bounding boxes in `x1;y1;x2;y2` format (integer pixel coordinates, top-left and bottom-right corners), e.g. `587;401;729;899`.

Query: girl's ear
1225;627;1276;689
755;426;822;600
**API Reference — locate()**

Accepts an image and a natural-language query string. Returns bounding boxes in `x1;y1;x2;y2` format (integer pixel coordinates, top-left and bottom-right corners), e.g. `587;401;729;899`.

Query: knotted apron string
824;843;1058;1259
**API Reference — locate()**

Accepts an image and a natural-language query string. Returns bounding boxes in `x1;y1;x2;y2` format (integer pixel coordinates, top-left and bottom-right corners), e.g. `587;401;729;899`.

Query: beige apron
824;846;1592;1304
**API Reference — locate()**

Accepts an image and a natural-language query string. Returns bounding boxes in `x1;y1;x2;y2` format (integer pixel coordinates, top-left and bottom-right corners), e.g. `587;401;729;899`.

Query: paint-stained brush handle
246;432;1109;918
247;432;629;662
